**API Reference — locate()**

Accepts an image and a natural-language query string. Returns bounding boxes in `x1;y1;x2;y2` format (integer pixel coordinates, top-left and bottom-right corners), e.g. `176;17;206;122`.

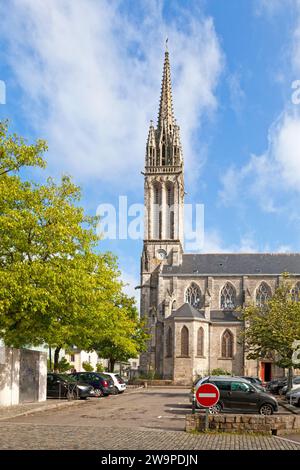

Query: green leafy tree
82;361;94;372
57;357;72;373
0;120;47;176
241;274;300;390
0;121;124;370
94;293;149;372
96;362;105;372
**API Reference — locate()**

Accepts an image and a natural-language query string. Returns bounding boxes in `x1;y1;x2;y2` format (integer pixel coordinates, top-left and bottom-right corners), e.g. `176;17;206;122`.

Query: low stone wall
186;413;300;435
128;379;174;387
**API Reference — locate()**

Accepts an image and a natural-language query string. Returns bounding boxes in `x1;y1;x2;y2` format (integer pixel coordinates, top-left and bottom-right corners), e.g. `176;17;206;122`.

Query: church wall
163;319;174;379
173;320;195;384
209;323;244;375
192;321;210;379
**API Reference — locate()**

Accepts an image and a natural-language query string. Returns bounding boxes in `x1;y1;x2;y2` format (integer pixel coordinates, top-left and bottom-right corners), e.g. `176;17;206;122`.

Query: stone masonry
139;47;300;384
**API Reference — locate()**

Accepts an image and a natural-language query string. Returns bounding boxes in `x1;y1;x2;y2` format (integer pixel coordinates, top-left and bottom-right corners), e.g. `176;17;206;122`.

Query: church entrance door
260;362;272;382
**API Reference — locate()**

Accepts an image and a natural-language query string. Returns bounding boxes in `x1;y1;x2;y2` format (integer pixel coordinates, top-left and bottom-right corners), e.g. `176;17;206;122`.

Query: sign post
195;383;220;431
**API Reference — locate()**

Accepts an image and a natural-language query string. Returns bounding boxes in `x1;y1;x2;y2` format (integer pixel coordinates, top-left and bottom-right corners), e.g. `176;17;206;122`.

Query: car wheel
259;403;274;415
113;386;119;395
94;388;103;397
208;402;222;414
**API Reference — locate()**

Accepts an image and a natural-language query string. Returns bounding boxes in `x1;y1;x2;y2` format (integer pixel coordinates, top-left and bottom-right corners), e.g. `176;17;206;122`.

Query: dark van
191;376;278;415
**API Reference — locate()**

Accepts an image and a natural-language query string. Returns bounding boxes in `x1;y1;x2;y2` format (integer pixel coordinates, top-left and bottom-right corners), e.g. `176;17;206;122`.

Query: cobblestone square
1;388;300;450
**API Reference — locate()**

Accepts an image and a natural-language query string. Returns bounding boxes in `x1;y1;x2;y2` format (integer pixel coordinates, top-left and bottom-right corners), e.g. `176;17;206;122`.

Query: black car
47;373;95;399
193;376;278;415
266;377;287;395
70;372;115;396
240;376;266;392
241;376;263;386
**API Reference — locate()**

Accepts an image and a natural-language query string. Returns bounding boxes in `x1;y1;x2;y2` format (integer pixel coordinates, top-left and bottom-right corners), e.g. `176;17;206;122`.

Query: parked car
286;387;300;406
70;372;115;396
240;376;266;392
279;376;300;396
190;375;278;415
47;373;95;399
104;372;127;393
266;377;287;395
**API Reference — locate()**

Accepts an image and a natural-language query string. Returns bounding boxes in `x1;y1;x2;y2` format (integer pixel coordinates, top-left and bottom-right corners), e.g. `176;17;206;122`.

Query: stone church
139;49;300;384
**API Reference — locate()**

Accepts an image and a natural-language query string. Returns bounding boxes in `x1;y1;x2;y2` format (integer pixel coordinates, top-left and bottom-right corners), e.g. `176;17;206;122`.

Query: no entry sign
196;383;220;408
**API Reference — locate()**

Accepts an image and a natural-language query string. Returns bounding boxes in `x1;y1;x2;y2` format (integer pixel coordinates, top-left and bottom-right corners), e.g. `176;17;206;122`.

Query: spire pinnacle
157;46;174;129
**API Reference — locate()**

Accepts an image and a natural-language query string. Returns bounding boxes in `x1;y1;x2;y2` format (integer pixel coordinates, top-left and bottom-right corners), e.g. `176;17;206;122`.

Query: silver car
286;387;300;406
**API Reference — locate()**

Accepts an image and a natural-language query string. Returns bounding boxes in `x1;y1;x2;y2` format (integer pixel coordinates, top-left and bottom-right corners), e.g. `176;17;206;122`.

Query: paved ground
0;388;300;450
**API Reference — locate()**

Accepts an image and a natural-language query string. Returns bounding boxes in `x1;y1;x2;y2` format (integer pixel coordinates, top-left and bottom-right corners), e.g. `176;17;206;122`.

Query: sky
0;0;300;304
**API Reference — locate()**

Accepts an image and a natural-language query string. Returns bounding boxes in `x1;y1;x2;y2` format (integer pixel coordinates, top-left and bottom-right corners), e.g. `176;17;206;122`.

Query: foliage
210;368;231;376
57;357;72;372
82;361;94;372
0;120;47;176
241;274;300;369
96;362;105;373
0;121;136;361
93;293;149;372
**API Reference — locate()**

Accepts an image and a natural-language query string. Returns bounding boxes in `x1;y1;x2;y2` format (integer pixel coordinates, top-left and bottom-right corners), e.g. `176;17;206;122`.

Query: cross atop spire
157;46;175;129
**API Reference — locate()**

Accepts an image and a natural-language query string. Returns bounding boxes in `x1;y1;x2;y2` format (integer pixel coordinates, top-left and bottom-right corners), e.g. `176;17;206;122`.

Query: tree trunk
54;347;61;372
287;366;293;391
109;358;115;372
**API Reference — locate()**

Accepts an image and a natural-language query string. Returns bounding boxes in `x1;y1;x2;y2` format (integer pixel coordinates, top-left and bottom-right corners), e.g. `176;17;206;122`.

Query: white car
104;373;127;393
286;387;300;406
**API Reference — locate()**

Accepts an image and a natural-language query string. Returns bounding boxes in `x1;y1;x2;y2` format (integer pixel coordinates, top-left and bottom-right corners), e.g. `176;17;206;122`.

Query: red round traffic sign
196;383;220;407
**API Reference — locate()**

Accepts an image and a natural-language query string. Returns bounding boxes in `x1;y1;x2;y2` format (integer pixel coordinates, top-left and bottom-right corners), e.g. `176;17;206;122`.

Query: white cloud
219;109;300;215
272;112;300;188
201;230;259;253
121;269;140;308
1;0;223;189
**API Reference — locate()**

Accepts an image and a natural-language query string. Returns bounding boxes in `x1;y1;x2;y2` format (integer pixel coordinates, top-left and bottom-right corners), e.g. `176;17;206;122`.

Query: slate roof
162;253;300;276
210;310;242;323
170;303;205;319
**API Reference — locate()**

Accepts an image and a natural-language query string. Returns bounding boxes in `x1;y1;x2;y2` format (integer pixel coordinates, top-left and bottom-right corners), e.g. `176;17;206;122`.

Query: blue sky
0;0;300;302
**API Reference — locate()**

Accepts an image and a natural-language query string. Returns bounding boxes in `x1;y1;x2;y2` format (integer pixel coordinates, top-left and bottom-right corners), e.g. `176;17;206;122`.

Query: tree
57;357;72;373
241;274;300;390
82;361;94;372
0;121;124;369
0;120;47;176
94;293;149;372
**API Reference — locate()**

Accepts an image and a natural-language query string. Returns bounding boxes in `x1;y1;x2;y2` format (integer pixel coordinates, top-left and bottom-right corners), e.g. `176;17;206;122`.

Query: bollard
192;395;196;414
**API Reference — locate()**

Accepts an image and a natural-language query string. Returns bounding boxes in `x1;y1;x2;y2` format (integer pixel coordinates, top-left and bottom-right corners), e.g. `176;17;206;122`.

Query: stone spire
157;47;175;130
144;46;183;170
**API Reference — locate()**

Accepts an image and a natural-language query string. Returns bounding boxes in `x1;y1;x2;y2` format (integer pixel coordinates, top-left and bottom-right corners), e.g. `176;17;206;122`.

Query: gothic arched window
166;327;173;357
171;300;177;311
291;282;300;302
181;326;189;357
197;327;204;357
256;282;271;307
220;283;236;310
166;183;174;239
185;283;202;309
152;183;162;239
221;329;233;358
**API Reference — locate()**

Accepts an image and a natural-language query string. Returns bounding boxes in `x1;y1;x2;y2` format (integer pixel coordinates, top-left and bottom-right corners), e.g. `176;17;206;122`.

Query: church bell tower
140;46;185;374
